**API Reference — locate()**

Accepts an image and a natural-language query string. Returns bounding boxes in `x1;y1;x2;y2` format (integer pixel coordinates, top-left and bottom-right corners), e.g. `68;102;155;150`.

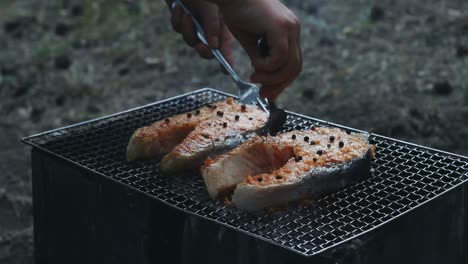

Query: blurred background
1;0;467;263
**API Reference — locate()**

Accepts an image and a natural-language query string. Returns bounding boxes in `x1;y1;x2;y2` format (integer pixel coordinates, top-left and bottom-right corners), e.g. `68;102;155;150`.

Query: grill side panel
31;148;467;264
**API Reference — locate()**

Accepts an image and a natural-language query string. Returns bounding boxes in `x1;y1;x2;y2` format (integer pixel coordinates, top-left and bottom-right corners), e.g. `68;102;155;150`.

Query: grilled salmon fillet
160;111;267;174
126;98;265;161
201;127;375;211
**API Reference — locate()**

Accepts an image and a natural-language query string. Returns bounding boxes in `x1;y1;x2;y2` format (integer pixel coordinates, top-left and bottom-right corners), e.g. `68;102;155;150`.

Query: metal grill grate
23;88;468;256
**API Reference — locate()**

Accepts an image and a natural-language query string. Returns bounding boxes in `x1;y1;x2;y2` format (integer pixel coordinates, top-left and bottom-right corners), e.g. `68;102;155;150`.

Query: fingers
169;0;227;62
258;36;302;101
201;5;221;49
194;42;213;59
219;24;235;73
251;25;301;85
170;5;183;33
253;16;302;101
231;31;263;64
259;79;295;101
180;13;197;46
192;2;223;59
251;27;289;72
218;0;303;100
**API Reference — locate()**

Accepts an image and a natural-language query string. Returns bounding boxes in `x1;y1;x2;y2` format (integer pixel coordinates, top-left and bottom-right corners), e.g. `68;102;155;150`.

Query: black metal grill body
25;88;468;263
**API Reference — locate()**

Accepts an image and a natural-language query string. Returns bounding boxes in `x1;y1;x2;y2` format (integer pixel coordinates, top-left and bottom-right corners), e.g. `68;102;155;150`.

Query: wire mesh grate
23;88;468;256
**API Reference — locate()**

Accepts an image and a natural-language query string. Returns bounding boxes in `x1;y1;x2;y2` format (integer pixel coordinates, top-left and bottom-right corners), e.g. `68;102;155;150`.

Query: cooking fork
172;0;288;134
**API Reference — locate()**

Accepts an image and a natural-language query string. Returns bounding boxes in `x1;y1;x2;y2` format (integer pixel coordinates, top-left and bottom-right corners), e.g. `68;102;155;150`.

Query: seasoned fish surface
126;98;265;161
201;127;375;211
160;110;267;174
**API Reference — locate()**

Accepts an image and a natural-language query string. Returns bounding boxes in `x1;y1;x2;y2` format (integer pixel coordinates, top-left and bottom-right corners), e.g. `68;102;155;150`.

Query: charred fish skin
159;130;256;174
232;153;372;212
201;127;375;212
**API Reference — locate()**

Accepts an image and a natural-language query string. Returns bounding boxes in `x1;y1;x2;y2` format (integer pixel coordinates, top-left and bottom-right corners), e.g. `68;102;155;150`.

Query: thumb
220;24;234;65
200;4;221;49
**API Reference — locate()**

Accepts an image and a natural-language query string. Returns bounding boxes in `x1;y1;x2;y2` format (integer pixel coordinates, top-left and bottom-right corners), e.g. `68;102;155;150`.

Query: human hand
165;0;234;67
214;0;302;101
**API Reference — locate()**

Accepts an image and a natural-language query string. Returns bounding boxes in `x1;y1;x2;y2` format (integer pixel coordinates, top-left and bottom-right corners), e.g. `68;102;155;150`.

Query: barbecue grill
23;88;468;264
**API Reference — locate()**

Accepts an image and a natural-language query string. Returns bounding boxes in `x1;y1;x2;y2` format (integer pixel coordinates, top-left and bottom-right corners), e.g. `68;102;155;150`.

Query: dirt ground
1;0;467;263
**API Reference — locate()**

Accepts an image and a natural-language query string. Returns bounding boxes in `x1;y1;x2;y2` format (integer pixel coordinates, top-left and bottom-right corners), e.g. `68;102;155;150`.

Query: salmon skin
201;127;375;211
126;98;267;167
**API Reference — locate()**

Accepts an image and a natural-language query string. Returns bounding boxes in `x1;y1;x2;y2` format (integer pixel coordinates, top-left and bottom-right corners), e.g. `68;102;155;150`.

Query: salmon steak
201;127;375;211
126;98;267;169
160;110;267;174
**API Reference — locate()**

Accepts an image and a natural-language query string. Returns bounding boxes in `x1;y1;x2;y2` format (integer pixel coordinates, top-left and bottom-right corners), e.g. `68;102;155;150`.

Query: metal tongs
172;0;287;135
